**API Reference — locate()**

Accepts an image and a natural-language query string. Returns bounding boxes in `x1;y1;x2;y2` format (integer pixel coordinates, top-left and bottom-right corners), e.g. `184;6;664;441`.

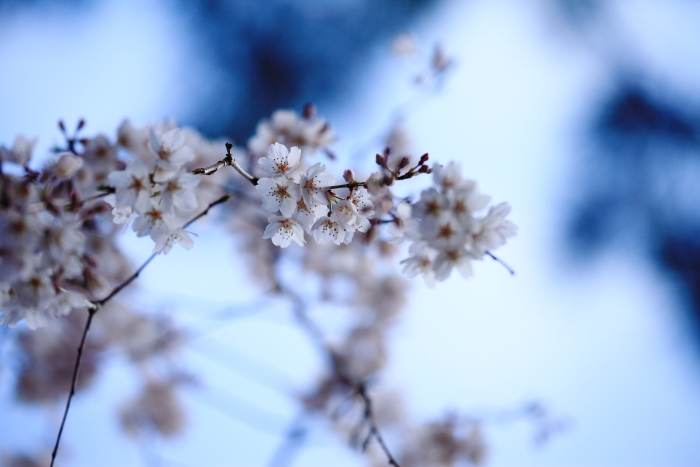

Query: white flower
258;143;302;182
400;243;437;287
152;229;197;255
293;198;326;232
301;163;335;208
432;161;468;192
41;216;85;272
350;187;375;216
108;159;153;213
248;110;334;157
471;202;517;257
104;194;134;225
427;216;468;251
54;152;84;179
256;177;302;217
263;216;306;248
0;135;36;165
157;170;200;213
433;248;473;281
366;172;388;196
333;200;358;230
45;289;93;322
449;181;490;229
311;216;345;245
387;200;417;243
132;207;174;238
148;128;194;179
413;187;449;236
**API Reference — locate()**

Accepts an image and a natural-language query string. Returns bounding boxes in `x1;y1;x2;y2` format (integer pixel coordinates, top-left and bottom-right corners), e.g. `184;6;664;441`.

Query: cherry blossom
108;160;153;214
256;176;302;217
300;162;335;207
312;216;346;245
258;142;302;181
263;216;305;247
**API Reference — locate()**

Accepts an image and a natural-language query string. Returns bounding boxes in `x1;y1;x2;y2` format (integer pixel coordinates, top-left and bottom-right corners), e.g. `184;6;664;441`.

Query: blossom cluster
107;126;201;254
395;162;518;284
0;138;95;328
248;107;334;158
255;142;375;247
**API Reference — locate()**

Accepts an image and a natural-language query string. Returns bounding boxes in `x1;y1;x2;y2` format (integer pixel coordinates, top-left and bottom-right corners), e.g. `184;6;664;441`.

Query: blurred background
2;0;700;465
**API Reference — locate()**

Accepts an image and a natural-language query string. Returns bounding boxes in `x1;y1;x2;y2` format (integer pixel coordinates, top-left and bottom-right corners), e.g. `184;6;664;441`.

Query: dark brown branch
325;181;367;191
50;307;96;467
50;191;234;467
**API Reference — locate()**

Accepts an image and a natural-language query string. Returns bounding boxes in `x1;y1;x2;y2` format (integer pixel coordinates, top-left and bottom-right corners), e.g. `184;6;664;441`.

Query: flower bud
303;102;316;120
375;154;387;168
55;152;84;179
343;169;355;183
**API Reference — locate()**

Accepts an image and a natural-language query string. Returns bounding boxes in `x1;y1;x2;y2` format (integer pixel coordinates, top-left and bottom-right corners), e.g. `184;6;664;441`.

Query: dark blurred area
177;0;441;141
557;0;700;336
1;0;441;142
569;84;700;332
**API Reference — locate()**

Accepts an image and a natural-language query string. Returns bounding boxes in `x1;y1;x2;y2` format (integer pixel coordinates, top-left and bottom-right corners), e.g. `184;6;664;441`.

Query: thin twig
486;251;515;276
192;143;259;185
49;191;234;467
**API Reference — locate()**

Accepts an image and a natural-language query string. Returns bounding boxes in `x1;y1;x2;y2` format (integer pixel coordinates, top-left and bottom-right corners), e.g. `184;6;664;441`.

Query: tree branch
50;306;96;467
357;384;400;467
272;273;401;467
50;192;233;467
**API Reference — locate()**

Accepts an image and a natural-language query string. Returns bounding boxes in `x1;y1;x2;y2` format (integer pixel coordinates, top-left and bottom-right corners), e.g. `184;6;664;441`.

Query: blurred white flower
108;159;153;214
